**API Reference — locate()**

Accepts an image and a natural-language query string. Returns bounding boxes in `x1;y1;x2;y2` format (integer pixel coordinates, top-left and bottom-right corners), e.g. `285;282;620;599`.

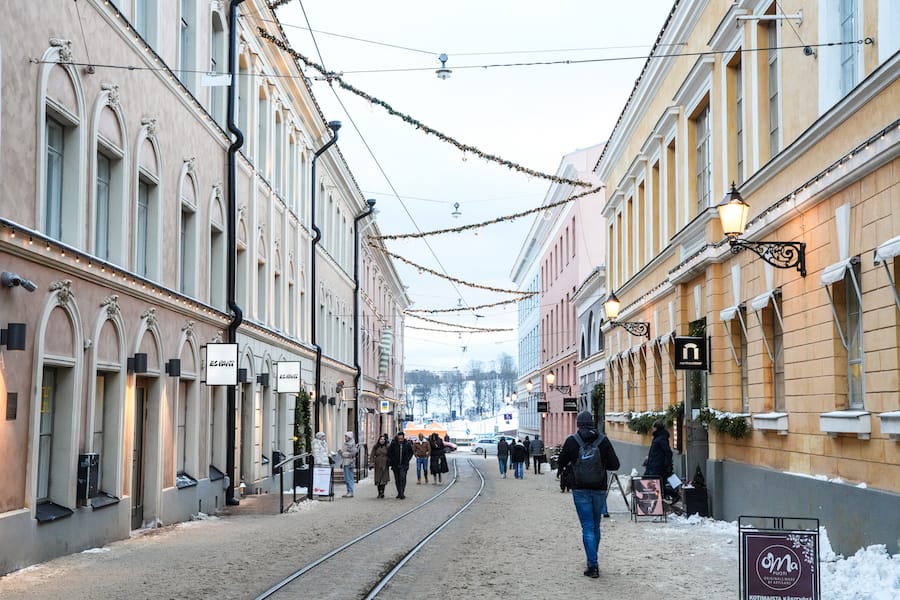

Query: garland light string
407;314;514;332
406;324;513;334
371;243;533;296
405;297;523;314
373;185;602;241
258;29;592;188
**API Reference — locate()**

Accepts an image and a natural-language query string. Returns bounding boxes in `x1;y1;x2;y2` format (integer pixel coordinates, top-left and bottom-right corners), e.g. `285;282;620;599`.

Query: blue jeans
416;457;429;480
572;489;607;568
498;457;508;475
513;462;524;479
343;464;354;494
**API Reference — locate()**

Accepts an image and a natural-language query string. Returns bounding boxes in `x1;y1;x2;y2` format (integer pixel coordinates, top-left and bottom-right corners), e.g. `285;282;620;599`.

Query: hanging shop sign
674;336;709;371
205;343;238;386
537;401;549;413
563;397;578;412
275;361;301;393
379;400;391;413
739;516;820;600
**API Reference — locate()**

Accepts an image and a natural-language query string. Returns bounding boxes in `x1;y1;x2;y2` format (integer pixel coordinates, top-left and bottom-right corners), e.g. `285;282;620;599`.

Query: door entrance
131;385;147;529
684;319;709;483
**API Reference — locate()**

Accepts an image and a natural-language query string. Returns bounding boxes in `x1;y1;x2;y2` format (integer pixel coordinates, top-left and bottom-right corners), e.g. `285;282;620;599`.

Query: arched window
92;98;127;264
178;168;198;296
135;130;161;279
208;189;226;308
178;0;197;93
209;8;227;126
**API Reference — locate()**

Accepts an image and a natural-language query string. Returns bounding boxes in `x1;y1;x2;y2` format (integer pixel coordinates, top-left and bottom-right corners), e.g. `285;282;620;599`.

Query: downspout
353;199;376;445
308;120;340;500
225;0;245;506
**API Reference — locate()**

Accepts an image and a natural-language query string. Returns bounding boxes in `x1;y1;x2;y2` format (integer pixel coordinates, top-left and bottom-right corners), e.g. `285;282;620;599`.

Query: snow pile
80;547;110;554
286;499;323;513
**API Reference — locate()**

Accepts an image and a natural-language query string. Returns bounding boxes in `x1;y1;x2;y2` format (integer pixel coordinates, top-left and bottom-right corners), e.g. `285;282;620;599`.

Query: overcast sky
273;1;675;373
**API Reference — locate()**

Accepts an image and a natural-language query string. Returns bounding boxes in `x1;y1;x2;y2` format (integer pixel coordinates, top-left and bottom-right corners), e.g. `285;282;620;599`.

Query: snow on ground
661;513;900;599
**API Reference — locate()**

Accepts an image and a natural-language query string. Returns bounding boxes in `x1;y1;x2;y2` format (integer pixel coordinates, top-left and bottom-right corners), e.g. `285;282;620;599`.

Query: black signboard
563;397;578;412
739;516;820;600
674;336;709;371
537;401;549;413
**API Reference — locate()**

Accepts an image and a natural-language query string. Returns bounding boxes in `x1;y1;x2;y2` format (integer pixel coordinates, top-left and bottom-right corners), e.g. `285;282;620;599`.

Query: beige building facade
0;0;406;574
597;0;899;554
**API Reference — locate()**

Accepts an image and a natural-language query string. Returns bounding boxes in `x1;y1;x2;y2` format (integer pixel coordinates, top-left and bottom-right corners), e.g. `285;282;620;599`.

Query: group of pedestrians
368;431;450;500
495;434;546;479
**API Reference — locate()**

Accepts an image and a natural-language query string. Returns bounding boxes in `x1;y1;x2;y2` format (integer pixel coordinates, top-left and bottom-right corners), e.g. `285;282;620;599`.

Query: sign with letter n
739;516;820;600
674;336;708;371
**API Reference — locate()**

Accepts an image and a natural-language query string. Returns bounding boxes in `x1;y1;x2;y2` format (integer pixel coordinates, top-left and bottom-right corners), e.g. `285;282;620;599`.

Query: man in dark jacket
388;432;414;499
530;434;545;474
555;410;620;579
497;436;510;478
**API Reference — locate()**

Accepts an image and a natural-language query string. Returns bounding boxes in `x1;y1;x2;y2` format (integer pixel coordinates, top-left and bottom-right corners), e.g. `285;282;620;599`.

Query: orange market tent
403;422;448;438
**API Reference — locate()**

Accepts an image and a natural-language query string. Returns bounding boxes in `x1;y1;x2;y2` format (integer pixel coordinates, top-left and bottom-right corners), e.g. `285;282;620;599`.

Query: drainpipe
353;199;376;445
308;120;340;500
224;0;245;506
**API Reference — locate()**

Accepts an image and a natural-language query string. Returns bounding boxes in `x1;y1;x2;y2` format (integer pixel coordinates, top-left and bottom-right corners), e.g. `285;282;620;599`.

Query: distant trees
403;353;518;421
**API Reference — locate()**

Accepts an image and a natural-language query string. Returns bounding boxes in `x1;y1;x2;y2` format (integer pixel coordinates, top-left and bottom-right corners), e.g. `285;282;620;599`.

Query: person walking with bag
644;419;677;503
339;431;358;498
497;436;510;478
387;431;414;499
555;410;620;579
369;434;390;498
413;433;431;484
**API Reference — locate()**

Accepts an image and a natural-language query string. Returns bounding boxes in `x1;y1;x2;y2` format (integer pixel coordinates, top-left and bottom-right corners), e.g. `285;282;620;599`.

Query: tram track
254;457;486;600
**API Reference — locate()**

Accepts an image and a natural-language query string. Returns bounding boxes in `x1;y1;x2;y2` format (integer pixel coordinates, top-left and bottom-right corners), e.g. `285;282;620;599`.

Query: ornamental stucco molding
141;117;158;136
101;294;121;319
49;280;73;306
140;307;157;327
49;38;73;63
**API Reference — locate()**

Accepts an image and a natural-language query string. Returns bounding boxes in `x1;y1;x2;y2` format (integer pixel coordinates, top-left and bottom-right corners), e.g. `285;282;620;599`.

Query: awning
820;257;855;286
750;289;777;312
874;235;900;265
720;304;740;322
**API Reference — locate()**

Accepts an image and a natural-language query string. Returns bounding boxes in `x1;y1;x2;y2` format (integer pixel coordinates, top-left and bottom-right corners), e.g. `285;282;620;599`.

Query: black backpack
572;431;606;488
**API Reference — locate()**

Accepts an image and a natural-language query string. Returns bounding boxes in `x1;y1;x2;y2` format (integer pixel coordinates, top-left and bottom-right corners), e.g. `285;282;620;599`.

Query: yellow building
597;0;899;554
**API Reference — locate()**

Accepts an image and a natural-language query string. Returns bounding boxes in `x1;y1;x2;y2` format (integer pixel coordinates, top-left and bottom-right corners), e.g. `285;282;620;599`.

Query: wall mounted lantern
546;371;571;394
717;182;807;276
603;293;650;338
0;323;27;351
127;353;148;374
165;359;181;378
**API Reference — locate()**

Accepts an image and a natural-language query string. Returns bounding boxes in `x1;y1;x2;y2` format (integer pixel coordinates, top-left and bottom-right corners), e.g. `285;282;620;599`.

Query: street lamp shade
604;293;621;321
546;372;556;387
526;379;533;393
717;182;750;239
511;392;517;402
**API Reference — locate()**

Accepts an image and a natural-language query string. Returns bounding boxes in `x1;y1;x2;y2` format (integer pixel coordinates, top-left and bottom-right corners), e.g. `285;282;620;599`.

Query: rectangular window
179;0;190;83
839;0;859;95
45;118;64;240
135;0;150;39
257;262;266;321
739;306;749;413
730;56;745;186
136;179;149;277
767;22;780;156
694;105;711;211
772;296;785;412
37;367;57;502
844;262;864;407
95;153;111;259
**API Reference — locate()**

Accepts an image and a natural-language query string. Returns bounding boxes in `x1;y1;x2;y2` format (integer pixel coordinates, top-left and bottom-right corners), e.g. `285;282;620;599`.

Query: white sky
273;1;676;372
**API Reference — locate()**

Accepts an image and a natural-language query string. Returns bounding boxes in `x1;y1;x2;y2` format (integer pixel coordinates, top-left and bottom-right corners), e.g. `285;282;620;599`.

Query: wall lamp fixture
0;323;27;351
526;379;545;399
717;183;807;277
127;353;148;374
603;293;650;338
256;373;269;387
545;371;571;394
165;359;181;378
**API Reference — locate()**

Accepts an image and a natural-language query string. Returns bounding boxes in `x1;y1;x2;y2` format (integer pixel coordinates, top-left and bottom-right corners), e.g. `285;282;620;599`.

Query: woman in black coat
644;420;673;478
428;433;447;484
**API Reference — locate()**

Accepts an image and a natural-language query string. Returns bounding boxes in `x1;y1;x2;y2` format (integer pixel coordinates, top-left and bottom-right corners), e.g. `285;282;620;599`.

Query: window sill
175;473;198;489
752;412;789;435
877;411;900;441
35;501;73;523
90;493;120;509
819;410;871;439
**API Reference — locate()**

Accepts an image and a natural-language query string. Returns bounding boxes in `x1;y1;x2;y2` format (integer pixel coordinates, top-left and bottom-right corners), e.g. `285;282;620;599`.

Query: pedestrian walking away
643;419;678;503
388;431;414;499
497;436;510;478
339;431;358;498
428;433;448;484
555;410;620;578
530;433;545;474
523;435;531;469
413;433;431;484
510;438;527;479
369;434;390;498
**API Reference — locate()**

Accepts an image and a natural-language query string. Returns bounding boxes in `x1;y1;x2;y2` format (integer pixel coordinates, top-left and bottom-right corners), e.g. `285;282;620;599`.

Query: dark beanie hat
576;410;594;428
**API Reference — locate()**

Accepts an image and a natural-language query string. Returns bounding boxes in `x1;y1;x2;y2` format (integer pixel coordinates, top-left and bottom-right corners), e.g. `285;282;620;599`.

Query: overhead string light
406;324;512;334
405;297;523;314
257;29;592;188
407;314;514;333
370;242;535;296
372;184;603;241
